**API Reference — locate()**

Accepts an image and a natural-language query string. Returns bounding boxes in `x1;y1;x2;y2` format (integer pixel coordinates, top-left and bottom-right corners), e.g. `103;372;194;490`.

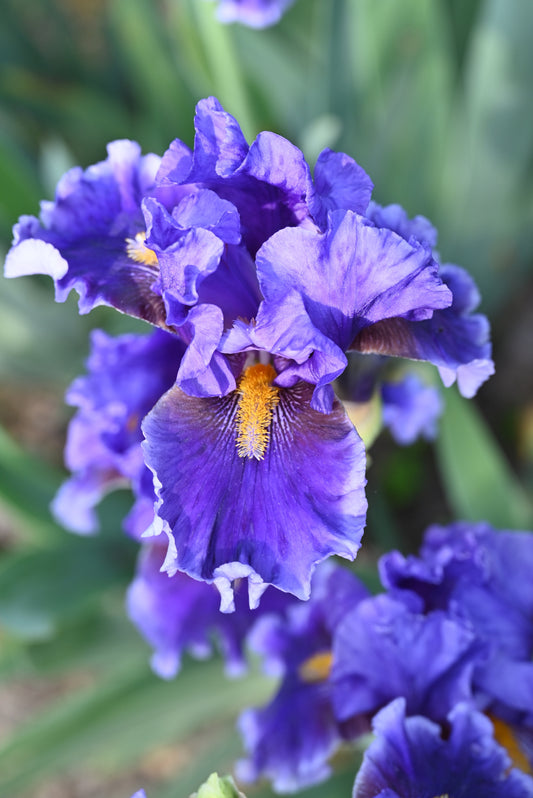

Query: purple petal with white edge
142;380;367;603
381;374;443;445
353;264;494;397
353;698;533;798
332;593;482;724
310;149;374;229
4;237;68;281
366;201;438;249
5;140;167;324
215;0;296;28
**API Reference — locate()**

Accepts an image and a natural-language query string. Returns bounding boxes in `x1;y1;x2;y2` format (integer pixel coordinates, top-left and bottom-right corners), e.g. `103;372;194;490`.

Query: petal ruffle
353;698;533;798
352;263;494;398
142;380;367;603
252;210;451;404
6;140;167;324
332;594;482;724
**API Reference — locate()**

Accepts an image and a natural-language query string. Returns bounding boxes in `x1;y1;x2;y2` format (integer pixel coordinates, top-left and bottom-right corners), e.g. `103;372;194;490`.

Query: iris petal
142;380;367;602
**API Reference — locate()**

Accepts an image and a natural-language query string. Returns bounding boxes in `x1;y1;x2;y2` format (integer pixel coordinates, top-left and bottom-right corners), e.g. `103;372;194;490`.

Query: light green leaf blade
436;389;533;528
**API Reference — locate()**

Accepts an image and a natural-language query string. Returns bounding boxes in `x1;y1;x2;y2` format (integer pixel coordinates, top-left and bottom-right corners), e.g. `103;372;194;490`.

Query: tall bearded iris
4;97;493;606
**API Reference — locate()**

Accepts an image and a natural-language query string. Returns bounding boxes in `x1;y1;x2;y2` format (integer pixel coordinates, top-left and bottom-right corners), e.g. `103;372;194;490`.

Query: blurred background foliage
0;0;532;795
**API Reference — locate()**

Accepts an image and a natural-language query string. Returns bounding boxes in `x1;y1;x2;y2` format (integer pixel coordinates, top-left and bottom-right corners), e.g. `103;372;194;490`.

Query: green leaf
0;425;64;544
0;656;274;796
436;389;533;528
0;536;133;641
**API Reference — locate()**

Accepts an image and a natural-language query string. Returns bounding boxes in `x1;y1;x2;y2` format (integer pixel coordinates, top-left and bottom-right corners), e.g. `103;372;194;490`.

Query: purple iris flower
53;328;184;537
127;541;292;679
380;373;443;445
380;522;533;730
331;593;484;725
5;97;493;606
237;564;370;792
212;0;296;28
352;698;533;798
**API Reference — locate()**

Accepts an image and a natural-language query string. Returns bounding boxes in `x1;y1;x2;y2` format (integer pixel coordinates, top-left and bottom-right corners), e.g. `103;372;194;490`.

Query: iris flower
352;698;533;798
5;97;493;606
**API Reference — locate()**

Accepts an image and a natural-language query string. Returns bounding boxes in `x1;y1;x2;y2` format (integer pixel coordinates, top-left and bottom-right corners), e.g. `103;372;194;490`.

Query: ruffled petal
252;210;451;401
332;594;482;724
142;380;367;603
353;698;533;798
310;148;373;229
5;140;167;323
353;266;494;398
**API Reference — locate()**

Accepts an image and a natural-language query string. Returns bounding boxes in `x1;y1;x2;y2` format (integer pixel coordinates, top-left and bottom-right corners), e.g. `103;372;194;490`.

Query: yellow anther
125;232;158;267
298;651;333;684
235;364;279;460
490;715;532;775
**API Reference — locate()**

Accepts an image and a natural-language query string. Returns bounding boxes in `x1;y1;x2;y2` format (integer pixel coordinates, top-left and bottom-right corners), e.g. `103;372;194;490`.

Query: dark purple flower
53;328;184;537
212;0;296;27
352;698;533;798
380;522;533;728
5;98;494;607
381;373;443;445
127;541;292;679
331;593;483;725
237;564;370;792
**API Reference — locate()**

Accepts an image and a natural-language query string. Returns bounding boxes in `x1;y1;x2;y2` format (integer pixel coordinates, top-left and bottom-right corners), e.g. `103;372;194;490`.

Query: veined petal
253;210;451;396
142;380;367;603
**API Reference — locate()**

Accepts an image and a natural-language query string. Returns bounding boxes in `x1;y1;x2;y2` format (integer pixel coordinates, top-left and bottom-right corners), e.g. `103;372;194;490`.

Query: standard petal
142;380;367;602
253;210;451;397
310;148;374;229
